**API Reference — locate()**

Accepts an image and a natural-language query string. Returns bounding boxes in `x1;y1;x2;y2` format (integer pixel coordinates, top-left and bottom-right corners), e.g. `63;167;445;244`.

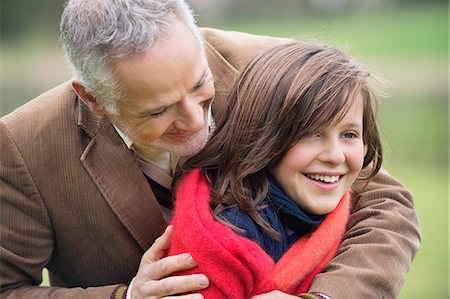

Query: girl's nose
318;138;346;165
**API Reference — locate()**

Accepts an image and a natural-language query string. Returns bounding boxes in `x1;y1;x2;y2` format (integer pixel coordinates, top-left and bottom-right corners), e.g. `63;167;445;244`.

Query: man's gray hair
60;0;201;114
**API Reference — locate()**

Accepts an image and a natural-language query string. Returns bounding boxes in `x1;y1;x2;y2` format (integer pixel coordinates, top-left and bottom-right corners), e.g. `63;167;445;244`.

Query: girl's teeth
306;174;340;183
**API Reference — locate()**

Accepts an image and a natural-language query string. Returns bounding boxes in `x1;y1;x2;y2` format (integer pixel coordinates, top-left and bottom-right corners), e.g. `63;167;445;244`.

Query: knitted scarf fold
266;172;326;239
168;169;350;298
219;172;327;262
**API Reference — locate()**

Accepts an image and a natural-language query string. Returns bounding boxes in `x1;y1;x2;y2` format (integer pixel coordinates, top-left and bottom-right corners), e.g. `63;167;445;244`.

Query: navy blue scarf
266;173;325;238
219;173;326;262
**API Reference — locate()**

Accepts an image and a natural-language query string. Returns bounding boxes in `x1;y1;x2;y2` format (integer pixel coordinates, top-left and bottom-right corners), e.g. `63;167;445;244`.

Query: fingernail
191;295;203;299
197;275;209;288
187;254;197;266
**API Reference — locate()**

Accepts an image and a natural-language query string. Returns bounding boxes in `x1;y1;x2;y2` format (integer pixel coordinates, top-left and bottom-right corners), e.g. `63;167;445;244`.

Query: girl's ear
71;80;106;116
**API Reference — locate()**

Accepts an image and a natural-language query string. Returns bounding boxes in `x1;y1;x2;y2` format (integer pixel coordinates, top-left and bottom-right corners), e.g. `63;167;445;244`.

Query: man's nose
173;97;207;132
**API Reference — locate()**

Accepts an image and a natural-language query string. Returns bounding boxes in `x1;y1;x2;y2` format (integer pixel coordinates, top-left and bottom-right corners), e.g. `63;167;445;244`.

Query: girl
169;41;383;298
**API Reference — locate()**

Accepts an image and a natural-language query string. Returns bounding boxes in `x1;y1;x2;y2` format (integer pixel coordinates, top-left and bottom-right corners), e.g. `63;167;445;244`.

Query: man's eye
193;72;212;91
193;80;205;91
150;108;167;117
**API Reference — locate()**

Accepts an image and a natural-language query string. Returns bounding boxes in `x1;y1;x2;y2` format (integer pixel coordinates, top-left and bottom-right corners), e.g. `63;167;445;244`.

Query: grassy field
2;1;448;298
380;97;448;298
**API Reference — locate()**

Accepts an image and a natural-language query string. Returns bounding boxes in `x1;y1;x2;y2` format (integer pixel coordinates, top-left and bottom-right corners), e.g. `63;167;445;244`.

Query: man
0;0;420;298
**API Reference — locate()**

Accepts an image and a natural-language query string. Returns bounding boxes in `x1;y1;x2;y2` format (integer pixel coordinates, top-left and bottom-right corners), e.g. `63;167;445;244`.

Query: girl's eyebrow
342;121;363;130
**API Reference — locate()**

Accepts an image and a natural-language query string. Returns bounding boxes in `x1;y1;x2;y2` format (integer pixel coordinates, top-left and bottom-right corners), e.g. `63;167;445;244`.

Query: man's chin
150;134;208;157
156;145;206;158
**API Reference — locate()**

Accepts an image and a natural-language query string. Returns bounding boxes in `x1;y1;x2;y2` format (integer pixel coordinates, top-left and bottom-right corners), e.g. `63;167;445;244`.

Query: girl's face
270;94;365;215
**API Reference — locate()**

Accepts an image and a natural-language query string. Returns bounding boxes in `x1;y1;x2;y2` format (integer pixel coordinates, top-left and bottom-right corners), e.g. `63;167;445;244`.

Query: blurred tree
1;0;64;42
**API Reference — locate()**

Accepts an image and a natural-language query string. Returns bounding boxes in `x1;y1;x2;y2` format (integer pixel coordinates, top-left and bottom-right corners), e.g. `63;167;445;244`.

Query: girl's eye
305;131;320;138
343;132;357;139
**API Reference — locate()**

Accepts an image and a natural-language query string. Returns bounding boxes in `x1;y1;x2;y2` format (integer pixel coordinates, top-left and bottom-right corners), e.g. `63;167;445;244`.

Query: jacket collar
203;39;239;120
77;96;166;250
77;93;105;138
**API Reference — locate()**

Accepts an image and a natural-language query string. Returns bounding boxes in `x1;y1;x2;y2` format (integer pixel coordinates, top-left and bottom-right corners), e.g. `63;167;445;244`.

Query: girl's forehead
309;91;365;130
329;93;364;125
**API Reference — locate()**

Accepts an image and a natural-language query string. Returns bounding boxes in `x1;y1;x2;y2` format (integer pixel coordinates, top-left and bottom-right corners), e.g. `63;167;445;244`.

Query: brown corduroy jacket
0;28;421;299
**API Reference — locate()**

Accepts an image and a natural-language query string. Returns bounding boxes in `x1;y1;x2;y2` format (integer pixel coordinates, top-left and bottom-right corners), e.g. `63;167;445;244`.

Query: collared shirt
115;128;179;178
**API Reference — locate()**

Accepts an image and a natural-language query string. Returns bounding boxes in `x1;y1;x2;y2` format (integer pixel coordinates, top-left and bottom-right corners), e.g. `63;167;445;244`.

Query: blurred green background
1;0;448;298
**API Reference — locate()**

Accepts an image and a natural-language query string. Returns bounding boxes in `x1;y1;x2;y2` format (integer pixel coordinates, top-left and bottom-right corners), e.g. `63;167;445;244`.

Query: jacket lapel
203;39;239;120
77;99;166;250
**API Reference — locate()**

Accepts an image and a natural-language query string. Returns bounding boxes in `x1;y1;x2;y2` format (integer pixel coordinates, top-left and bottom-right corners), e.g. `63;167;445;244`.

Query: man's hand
131;225;209;298
251;290;299;299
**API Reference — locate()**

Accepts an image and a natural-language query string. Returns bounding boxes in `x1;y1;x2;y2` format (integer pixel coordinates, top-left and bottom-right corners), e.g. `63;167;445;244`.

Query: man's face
108;19;215;157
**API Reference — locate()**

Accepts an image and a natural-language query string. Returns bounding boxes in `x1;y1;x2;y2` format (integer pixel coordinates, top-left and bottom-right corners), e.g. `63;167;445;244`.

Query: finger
142;252;198;280
144;274;209;297
143;225;174;264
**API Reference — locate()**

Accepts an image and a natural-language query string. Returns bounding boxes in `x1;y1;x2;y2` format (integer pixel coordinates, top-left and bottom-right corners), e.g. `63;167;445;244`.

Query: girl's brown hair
174;42;382;234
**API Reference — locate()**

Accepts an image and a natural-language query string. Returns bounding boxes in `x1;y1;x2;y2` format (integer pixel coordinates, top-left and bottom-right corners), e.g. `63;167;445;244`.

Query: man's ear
71;80;105;116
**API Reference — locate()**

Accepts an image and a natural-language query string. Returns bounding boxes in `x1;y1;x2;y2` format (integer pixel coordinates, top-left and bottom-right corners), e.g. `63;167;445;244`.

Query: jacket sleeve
0;120;122;299
309;167;421;299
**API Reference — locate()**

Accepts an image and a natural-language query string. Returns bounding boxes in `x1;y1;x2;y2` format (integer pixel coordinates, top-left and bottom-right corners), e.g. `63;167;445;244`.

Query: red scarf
169;169;350;298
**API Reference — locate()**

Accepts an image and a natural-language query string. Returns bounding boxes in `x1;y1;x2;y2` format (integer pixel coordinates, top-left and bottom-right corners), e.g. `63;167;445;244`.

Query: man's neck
113;126;179;176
